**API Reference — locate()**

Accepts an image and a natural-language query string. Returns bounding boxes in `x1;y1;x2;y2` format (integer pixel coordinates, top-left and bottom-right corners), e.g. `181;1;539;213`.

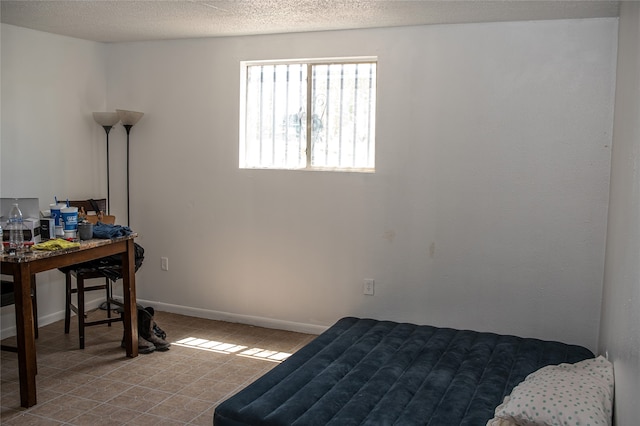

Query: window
240;58;377;171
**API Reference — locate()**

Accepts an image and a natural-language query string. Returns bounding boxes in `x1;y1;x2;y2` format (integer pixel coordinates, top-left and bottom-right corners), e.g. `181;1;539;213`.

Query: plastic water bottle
8;203;24;254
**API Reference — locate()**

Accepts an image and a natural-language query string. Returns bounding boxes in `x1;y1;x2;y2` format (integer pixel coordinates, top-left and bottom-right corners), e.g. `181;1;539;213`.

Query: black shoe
137;336;156;354
146;333;171;351
145;318;170;351
143;306;166;339
137;307;170;351
152;322;166;340
121;334;156;354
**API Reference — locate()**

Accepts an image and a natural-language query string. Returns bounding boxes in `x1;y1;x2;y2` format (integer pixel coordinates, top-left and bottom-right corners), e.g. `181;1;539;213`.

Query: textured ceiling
0;0;620;43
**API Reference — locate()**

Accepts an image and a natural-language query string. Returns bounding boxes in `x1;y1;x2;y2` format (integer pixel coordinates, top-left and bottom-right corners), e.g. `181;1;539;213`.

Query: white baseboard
0;298;104;339
137;299;328;336
2;299;328;339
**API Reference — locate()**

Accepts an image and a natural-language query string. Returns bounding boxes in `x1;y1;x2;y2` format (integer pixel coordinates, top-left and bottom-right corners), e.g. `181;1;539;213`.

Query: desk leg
14;265;37;407
122;239;138;357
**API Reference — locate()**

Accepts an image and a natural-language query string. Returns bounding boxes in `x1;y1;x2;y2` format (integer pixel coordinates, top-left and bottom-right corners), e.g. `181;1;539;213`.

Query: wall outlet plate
364;279;375;295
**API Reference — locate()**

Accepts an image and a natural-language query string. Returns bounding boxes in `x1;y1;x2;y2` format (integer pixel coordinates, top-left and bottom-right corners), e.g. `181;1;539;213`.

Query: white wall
1;25;110;332
100;18;617;351
599;3;640;425
1;14;635;420
1;19;619;353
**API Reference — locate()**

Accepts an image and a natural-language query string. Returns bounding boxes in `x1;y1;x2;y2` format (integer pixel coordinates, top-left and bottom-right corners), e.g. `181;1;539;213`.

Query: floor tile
1;310;314;425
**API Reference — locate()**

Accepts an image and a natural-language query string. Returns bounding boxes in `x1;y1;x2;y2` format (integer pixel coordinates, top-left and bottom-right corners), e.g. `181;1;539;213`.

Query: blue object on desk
93;222;133;239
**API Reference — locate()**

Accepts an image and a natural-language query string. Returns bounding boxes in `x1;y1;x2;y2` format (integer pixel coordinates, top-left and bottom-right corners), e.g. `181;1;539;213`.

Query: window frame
239;57;377;173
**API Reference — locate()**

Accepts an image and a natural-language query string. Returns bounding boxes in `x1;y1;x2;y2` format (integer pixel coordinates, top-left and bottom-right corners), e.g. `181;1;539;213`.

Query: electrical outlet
364;279;375;295
161;257;169;271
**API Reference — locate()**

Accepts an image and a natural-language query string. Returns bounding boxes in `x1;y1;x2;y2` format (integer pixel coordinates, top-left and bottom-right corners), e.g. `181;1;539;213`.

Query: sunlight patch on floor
173;337;292;362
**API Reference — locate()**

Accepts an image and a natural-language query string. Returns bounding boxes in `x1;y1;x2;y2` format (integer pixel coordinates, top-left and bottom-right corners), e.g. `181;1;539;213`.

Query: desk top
0;234;137;264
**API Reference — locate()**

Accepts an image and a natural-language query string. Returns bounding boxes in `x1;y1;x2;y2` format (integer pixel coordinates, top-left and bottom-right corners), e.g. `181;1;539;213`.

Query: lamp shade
93;112;120;127
116;109;144;126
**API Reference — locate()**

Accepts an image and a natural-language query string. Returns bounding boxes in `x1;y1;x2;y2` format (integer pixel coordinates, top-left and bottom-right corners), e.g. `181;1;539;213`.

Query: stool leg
77;275;85;349
64;272;72;334
106;277;112;326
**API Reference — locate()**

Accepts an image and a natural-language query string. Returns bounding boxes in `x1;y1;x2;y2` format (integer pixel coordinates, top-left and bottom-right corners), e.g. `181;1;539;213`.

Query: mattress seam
298;320;406;425
357;325;443;425
423;330;483;426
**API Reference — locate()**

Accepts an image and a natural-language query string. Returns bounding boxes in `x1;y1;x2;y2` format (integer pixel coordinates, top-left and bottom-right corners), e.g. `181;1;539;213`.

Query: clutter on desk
78;222;93;240
1;201;41;255
39;197;116;241
93;223;133;239
61;205;78;240
78;206;115;225
2;197;132;250
48;202;66;237
8;203;24;253
32;238;80;251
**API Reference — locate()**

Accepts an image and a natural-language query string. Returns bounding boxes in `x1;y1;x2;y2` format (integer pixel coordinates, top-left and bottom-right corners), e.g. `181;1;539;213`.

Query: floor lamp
116;109;144;226
92;112;121;214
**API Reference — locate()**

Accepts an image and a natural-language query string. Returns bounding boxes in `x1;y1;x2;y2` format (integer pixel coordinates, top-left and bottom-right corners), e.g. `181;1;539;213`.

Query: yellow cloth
32;239;80;251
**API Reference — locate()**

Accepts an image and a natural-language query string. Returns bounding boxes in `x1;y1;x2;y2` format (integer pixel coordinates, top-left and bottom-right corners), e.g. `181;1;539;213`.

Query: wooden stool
64;198;123;349
64;268;122;349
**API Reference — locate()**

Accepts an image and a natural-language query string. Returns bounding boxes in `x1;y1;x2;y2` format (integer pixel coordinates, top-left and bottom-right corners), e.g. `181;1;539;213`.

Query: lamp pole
102;125;113;214
93;112;121;215
123;124;133;226
116;110;144;227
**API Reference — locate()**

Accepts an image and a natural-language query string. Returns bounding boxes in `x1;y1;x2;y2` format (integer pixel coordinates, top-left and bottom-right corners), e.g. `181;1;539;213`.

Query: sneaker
152;322;167;340
145;320;171;351
121;334;156;354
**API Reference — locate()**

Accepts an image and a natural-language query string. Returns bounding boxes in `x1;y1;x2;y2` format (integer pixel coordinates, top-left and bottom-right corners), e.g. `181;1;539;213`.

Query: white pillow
488;355;614;426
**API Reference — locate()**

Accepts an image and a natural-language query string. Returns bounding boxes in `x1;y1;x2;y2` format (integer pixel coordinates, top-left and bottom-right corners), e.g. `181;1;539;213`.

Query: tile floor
1;309;316;425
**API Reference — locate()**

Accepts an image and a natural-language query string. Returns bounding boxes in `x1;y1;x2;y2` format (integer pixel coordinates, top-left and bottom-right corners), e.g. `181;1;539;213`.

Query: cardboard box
22;218;41;243
85;214;115;225
2;218;41;243
40;218;56;240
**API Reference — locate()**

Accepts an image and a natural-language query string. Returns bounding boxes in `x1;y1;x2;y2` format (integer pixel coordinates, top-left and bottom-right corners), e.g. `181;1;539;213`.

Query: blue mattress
214;317;594;426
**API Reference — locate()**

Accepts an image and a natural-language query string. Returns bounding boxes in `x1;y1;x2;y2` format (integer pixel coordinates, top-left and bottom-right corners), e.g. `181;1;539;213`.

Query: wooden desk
0;235;139;408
